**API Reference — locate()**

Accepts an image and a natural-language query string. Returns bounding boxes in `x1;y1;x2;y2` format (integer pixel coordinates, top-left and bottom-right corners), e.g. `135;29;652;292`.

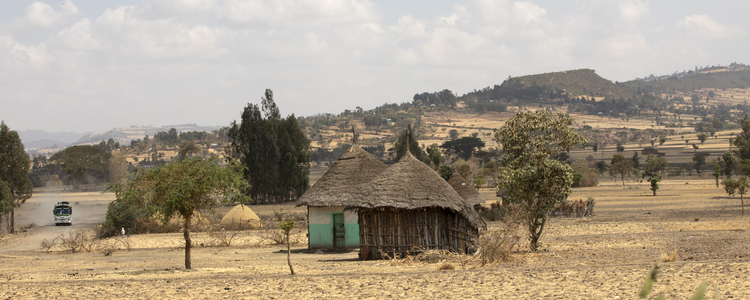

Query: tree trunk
287;233;295;275
184;214;192;269
10;206;14;234
653;189;656;196
742;195;745;216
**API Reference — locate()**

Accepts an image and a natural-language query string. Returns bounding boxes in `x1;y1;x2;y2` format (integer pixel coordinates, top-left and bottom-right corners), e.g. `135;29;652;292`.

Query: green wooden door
332;213;345;248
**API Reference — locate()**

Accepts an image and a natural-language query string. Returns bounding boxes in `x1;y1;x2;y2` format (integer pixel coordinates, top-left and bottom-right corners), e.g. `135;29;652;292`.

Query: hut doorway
332;212;346;248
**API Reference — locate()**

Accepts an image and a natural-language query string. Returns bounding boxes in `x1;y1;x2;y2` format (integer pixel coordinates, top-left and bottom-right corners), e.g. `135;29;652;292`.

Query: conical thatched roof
448;173;486;207
347;152;486;229
297;144;387;207
220;204;261;229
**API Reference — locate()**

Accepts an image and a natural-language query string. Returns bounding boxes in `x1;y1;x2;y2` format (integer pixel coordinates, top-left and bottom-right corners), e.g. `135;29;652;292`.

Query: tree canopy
110;157;248;269
440;137;485;161
227;89;310;203
495;110;586;251
0;121;34;234
49;145;111;190
394;124;425;162
609;154;632;185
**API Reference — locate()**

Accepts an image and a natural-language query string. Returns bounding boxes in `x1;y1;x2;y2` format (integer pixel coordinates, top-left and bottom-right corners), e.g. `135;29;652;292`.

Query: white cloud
216;0;379;26
676;15;744;39
1;0;749;132
513;1;546;24
24;0;81;28
391;15;428;39
55;19;100;51
0;35;54;73
618;0;649;24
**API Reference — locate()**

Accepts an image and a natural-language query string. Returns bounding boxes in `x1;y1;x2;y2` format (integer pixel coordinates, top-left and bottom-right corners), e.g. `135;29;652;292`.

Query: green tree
394;124;425;161
609;154;632;185
711;159;722;187
722;176;748;215
177;141;201;161
697;133;708;145
643;154;667;178
278;219;296;275
693;152;709;177
438;165;454;181
594;160;607;175
425;144;444;171
440;137;485;161
448;129;459;140
722;151;737;177
495;111;586;251
616;142;625;153
649;173;660;196
0;122;34;234
227;89;310;203
632;151;641;169
112;157;248;269
733;114;750;173
571;159;598;187
49;145;111;190
658;136;667;146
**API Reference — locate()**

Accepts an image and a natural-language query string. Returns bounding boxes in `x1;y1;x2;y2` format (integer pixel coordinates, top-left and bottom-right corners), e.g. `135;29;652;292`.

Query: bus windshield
54;206;71;215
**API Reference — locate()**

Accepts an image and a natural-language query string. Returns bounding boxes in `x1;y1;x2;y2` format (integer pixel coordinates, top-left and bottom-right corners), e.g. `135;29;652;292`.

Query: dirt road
1;188;114;252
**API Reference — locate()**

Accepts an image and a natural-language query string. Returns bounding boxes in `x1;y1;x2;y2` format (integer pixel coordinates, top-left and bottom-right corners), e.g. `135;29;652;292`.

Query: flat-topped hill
512;68;637;99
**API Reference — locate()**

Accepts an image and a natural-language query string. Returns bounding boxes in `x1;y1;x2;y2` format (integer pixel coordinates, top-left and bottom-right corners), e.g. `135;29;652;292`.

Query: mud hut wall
358;208;478;259
308;206;359;248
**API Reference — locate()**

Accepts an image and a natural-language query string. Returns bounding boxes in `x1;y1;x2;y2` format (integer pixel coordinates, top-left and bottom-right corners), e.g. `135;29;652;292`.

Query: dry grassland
1;179;749;299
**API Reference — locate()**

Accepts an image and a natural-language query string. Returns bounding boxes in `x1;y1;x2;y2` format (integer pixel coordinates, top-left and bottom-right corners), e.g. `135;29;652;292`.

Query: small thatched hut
348;152;486;260
448;173;486;208
296;145;387;249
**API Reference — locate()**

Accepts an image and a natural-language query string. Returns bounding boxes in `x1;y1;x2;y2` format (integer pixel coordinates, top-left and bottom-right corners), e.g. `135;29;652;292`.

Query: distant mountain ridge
76;124;222;145
23;124;222;154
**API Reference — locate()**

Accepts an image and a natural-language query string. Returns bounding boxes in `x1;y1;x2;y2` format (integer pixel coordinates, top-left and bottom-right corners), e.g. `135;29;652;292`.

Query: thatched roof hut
348;152;486;259
297;144;387;207
447;173;486;207
348;152;485;229
296;144;387;249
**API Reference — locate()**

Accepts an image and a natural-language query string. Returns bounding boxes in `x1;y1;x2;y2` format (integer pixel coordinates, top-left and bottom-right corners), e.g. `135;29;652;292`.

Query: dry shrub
118;236;133;251
477;214;521;266
549;197;595;218
661;249;677;262
0;273;16;281
259;226;306;246
208;228;243;247
40;238;58;253
260;228;287;245
99;239;119;256
59;229;98;253
436;261;455;271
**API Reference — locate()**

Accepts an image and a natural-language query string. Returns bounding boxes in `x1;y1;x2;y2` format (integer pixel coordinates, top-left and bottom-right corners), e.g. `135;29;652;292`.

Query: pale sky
1;0;748;133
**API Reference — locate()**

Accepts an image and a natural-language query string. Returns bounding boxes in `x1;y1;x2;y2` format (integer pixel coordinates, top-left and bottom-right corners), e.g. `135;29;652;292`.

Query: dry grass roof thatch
219;204;261;229
448;173;486;207
297;144;387;207
347;152;486;229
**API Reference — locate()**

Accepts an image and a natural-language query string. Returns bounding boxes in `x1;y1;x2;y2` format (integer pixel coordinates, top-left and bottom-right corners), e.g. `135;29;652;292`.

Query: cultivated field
1;179;749;299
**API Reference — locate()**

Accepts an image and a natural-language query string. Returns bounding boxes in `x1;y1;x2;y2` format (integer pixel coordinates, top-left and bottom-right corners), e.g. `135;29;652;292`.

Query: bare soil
1;179;750;299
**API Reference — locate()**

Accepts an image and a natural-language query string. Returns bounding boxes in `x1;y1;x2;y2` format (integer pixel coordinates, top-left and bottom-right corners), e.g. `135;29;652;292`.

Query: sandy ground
1;179;750;299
